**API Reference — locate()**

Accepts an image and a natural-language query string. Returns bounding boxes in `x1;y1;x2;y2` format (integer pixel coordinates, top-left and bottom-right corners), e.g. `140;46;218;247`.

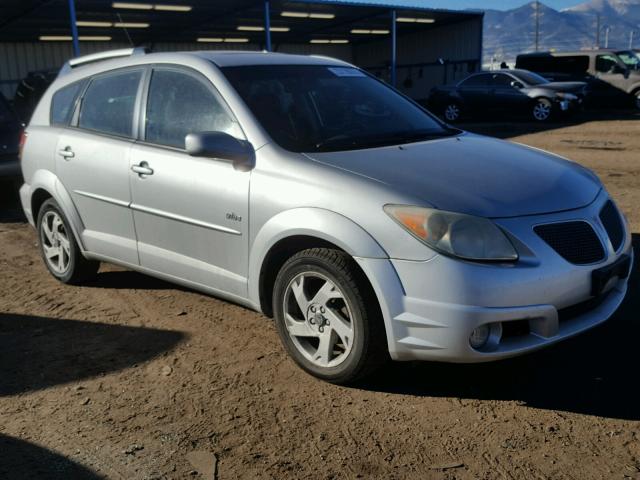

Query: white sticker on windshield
327;67;366;77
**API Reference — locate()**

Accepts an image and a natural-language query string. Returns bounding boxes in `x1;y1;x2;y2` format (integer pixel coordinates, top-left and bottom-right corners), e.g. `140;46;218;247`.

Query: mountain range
483;0;640;64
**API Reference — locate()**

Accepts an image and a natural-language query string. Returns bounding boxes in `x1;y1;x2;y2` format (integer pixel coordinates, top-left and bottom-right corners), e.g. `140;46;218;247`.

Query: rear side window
79;70;142;137
51;81;83;126
459;74;490;86
144;69;241;149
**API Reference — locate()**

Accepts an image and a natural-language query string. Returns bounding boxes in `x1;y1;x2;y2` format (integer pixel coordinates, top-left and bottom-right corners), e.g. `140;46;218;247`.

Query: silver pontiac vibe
19;49;633;384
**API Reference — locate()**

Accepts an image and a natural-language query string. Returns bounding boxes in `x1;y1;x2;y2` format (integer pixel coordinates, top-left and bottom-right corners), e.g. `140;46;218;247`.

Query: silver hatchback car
20;48;633;384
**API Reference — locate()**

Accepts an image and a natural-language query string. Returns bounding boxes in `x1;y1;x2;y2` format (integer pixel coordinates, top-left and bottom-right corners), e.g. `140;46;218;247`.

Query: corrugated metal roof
291;0;483;14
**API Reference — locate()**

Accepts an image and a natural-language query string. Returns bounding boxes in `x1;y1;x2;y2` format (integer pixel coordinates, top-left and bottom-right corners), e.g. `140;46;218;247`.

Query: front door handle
58;147;75;159
131;162;154;176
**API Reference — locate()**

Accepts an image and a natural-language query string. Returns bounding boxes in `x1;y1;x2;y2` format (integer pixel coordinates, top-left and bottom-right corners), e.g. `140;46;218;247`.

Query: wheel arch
628;83;640;95
248;208;388;317
28;170;87;251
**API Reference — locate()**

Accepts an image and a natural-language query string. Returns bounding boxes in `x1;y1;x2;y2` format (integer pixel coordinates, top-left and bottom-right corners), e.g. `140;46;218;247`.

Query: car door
593;54;629;104
489;73;531;114
129;66;250;298
457;73;491;112
55;68;144;265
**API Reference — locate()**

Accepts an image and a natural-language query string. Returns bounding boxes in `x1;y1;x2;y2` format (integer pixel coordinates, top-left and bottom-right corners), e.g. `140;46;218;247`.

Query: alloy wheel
282;272;355;368
533;100;551;121
40;210;71;275
444;104;460;122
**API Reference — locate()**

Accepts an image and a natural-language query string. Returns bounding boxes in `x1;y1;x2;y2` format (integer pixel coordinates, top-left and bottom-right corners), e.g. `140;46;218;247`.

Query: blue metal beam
390;9;397;87
67;0;80;57
264;0;272;52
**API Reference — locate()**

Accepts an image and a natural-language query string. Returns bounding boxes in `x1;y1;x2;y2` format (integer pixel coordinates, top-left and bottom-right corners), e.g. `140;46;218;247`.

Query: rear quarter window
51;81;83;126
459;74;490;86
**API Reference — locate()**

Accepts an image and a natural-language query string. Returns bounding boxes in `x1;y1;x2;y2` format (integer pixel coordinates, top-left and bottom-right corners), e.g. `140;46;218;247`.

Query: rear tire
36;198;99;284
272;248;388;384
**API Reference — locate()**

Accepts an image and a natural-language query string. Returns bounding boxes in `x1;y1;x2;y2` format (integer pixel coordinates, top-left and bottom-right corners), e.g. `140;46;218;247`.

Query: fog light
469;324;491;349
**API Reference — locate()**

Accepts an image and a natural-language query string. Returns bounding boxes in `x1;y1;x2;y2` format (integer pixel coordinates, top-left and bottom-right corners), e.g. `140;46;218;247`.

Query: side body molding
247;208;389;309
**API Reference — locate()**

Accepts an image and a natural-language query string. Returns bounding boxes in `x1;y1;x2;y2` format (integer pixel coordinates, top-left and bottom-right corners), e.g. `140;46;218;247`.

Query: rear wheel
532;98;552;122
443;102;461;122
37;198;99;284
272;248;387;384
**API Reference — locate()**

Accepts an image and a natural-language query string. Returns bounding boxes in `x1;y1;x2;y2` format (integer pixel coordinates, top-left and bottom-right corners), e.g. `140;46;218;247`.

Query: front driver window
596;55;621;74
145;69;242;149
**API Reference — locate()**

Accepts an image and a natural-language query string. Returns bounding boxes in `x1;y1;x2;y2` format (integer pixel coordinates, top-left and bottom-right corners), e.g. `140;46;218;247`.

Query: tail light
18;130;27;159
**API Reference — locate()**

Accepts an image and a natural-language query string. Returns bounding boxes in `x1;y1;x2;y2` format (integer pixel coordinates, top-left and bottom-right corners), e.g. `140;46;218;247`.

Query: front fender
23;169;87;251
247;207;388;308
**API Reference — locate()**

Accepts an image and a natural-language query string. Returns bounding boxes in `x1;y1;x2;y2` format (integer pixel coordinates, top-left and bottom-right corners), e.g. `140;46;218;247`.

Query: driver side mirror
510;80;524;89
185;131;255;172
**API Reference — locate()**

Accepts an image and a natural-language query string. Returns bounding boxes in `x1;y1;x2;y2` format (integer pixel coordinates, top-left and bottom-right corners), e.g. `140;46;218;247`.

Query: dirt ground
1;111;640;480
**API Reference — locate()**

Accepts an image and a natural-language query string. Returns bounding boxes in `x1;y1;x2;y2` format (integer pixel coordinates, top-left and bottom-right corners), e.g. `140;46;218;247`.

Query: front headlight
384;205;518;261
556;92;577;100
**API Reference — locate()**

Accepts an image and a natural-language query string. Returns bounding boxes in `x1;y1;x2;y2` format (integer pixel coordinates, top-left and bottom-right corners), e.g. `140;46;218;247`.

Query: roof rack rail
58;47;148;75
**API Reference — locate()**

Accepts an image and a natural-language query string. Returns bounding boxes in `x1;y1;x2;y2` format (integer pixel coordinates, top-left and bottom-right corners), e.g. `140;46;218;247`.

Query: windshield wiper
314;128;460;152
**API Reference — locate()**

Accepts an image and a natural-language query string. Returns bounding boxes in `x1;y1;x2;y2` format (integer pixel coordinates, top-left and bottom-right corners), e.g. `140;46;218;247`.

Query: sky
339;0;587;11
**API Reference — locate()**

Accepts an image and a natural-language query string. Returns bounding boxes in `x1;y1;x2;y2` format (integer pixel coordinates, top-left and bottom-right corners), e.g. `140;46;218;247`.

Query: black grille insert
534;221;604;265
558;293;609;323
600;200;624;252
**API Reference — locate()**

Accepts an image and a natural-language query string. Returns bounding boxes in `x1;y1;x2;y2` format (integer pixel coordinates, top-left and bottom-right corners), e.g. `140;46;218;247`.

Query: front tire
272;248;387;384
37;198;99;284
532;98;552;122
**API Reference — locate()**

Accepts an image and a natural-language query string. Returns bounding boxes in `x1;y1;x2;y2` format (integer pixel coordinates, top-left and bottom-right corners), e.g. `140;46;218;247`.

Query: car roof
190;50;349;67
517;49;621;57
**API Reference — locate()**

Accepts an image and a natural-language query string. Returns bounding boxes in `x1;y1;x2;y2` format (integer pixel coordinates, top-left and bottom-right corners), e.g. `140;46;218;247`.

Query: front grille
534;221;605;265
599;200;624;252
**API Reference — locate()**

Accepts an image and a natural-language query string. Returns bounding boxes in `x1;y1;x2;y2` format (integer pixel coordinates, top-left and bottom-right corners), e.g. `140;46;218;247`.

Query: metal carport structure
0;0;483;102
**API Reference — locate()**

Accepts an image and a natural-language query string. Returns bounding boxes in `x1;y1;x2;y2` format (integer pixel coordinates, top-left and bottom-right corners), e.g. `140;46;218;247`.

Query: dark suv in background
516;50;640;109
0;92;22;178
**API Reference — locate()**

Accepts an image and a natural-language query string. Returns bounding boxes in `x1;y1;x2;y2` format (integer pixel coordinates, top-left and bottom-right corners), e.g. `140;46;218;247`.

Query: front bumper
555;97;582;113
357;191;633;362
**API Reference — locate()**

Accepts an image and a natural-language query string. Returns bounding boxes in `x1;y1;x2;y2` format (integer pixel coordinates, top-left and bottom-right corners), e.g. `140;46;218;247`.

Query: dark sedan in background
429;69;587;122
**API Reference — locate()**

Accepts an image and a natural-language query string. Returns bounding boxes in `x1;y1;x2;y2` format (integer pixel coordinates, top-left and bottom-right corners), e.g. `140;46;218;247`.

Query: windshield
222;65;455;152
512;70;549;86
617;51;640;69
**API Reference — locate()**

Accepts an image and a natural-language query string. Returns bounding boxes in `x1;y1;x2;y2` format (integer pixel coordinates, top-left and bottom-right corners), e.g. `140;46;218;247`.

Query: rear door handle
58;147;75;159
131;162;154;176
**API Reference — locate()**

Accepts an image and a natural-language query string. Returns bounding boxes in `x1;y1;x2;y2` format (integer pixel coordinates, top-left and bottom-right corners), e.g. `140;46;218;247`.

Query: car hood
540;81;587;93
303;133;601;218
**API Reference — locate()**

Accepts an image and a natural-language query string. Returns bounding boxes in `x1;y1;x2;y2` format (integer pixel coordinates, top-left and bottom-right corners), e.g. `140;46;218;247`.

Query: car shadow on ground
457;108;640;139
360;234;640;421
85;270;185;291
0;313;186;396
0;434;105;480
